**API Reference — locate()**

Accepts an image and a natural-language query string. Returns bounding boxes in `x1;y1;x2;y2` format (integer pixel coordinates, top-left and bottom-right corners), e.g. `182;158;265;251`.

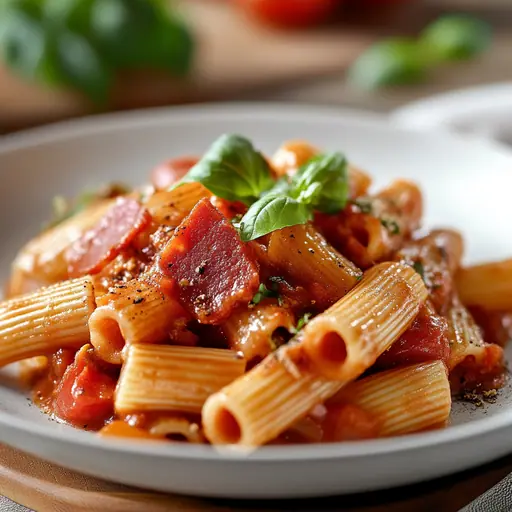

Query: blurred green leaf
90;0;193;73
55;30;112;103
421;15;492;61
43;0;95;35
0;0;194;101
0;1;46;79
90;0;161;67
348;38;427;89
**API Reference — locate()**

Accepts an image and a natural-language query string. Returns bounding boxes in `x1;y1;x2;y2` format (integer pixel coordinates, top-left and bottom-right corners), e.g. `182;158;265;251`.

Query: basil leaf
43;0;95;35
178;134;275;204
421;15;491;61
55;29;111;103
0;1;51;81
348;38;427;89
239;194;312;242
291;152;349;213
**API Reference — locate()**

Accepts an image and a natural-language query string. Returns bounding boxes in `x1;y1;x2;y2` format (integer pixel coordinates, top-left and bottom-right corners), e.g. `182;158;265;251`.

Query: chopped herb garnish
353;198;373;215
291;312;313;334
412;261;425;282
176;135;350;241
380;218;400;235
251;282;280;305
356;274;363;282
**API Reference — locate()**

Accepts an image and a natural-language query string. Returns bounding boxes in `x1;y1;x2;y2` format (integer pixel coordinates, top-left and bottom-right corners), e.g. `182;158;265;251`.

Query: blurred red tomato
235;0;340;28
150;157;199;190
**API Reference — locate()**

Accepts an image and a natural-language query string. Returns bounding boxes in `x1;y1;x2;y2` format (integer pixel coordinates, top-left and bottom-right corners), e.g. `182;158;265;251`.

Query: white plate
1;103;512;499
391;82;512;145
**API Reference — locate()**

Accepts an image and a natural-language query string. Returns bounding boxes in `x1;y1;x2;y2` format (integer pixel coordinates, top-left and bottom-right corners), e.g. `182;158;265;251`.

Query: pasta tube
222;302;296;361
456;259;512;311
267;224;362;308
0;277;95;367
10;200;114;287
202;343;341;447
301;262;428;380
116;345;246;414
89;280;188;365
330;361;451;437
145;183;211;227
148;416;205;443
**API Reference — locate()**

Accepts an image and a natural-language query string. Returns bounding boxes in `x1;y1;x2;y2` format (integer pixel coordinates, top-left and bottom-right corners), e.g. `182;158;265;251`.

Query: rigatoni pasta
456;259;512;311
329;361;451;437
301;262;428;380
116;345;246;414
4;133;509;448
0;277;95;367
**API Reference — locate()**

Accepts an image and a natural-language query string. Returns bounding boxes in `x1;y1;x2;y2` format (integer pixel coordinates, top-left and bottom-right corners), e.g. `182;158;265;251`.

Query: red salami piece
159;198;260;324
150;157;199;190
67;197;151;277
376;306;450;370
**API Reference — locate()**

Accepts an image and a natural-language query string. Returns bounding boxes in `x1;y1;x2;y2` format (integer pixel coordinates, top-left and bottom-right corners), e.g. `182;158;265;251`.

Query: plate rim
1;101;512;463
391;82;512;129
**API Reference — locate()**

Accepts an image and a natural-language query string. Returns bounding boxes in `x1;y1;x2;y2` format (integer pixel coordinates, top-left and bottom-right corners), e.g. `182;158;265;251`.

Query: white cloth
0;496;31;511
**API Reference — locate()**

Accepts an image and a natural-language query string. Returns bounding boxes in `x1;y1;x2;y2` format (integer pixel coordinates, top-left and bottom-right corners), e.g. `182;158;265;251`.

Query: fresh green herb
290;153;349;214
412;261;425;282
291;312;312;334
348;38;427;90
178;135;350;241
348;15;492;89
356;274;363;282
0;0;194;102
239;194;312;242
421;15;491;61
352;198;373;215
380;218;400;235
176;134;274;205
250;282;280;306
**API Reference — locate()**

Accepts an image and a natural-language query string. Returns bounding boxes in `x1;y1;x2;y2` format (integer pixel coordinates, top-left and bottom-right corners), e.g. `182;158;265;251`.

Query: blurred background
0;0;510;133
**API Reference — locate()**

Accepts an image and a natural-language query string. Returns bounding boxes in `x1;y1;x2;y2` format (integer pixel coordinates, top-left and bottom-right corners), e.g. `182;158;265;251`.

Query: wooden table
1;1;512;510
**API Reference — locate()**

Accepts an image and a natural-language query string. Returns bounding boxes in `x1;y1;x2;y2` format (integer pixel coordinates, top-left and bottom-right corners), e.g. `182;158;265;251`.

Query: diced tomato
376;307;450;370
322;403;380;442
450;344;506;395
209;196;247;221
469;307;512;347
159;199;260;324
150;157;199;191
66;197;152;277
53;348;116;429
236;0;340;28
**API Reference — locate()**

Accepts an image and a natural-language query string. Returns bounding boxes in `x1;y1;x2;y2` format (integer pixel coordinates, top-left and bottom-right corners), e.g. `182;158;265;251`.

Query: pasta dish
1;135;510;447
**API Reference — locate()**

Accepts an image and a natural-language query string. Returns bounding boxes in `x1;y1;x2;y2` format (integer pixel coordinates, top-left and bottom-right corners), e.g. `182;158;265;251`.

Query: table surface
1;1;512;511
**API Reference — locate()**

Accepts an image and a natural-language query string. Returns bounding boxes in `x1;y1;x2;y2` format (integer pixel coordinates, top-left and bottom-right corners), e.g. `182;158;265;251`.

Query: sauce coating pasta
2;135;508;448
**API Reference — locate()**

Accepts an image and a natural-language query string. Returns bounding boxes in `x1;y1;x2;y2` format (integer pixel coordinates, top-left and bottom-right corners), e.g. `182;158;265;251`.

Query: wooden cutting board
2;443;512;512
0;0;389;131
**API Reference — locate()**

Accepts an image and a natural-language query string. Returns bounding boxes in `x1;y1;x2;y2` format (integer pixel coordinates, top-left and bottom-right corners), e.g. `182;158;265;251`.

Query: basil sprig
178;134;275;205
348;14;491;90
0;0;194;103
176;134;349;242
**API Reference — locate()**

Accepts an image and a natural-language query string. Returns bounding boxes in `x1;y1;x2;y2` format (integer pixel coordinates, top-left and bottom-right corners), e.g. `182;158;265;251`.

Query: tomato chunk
66;197;151;277
376;307;450;370
53;348;116;429
236;0;339;28
150;157;199;190
450;344;506;395
159;198;260;324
